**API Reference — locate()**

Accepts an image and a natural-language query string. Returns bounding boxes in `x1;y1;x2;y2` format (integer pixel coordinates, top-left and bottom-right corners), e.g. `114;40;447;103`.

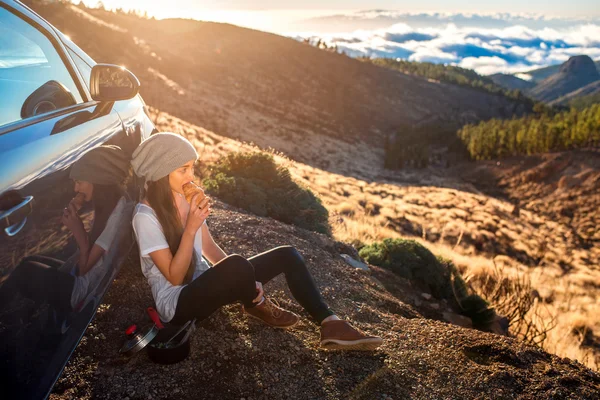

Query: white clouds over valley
290;12;600;75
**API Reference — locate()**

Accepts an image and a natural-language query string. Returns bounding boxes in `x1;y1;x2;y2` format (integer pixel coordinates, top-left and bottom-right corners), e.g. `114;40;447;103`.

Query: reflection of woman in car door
62;145;129;274
0;145;130;314
60;145;130;310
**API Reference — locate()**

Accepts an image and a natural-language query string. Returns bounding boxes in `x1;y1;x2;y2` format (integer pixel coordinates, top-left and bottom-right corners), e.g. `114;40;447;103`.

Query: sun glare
78;1;345;34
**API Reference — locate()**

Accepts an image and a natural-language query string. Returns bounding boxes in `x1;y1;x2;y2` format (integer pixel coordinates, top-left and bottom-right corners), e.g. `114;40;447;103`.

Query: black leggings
171;245;334;325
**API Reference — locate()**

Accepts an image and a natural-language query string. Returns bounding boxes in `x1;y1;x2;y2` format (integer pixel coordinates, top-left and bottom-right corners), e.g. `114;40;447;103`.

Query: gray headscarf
70;145;129;185
131;132;198;183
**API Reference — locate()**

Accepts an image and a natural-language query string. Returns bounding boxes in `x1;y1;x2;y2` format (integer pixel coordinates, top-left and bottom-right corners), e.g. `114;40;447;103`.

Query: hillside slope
551;80;600;106
148;109;600;370
27;1;529;173
50;198;600;400
464;150;600;248
489;73;536;91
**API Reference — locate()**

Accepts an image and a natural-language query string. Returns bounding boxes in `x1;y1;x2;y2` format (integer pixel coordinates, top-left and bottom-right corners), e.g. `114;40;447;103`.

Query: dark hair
89;183;126;245
146;176;196;284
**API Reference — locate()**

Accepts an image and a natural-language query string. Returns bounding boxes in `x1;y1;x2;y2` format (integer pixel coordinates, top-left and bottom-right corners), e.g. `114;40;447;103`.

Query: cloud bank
297;10;600;32
290;11;600;75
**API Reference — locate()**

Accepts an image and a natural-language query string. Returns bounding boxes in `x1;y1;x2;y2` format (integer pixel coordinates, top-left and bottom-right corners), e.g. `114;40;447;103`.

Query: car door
0;3;140;399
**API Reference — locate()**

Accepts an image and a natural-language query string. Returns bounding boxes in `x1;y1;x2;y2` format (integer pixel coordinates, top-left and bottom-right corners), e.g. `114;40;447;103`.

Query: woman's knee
223;253;246;263
272;246;307;271
218;254;255;278
272;245;302;259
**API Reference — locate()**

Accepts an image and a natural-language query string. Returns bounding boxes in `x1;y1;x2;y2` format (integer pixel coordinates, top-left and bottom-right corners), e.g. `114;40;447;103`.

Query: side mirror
90;64;140;102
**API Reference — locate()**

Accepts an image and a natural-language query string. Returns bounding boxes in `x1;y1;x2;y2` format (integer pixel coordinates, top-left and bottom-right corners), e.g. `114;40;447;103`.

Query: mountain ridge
523;59;600;83
491;57;600;105
489;73;536;91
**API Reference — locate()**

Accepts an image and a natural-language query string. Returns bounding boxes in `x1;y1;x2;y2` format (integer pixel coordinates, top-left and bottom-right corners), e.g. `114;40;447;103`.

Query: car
0;1;155;398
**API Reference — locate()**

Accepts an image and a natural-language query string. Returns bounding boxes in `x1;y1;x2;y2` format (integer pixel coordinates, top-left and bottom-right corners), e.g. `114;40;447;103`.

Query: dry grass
467;259;558;347
286;167;599;370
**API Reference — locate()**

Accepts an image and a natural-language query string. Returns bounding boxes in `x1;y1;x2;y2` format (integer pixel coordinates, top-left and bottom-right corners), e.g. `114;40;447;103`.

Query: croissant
182;182;209;208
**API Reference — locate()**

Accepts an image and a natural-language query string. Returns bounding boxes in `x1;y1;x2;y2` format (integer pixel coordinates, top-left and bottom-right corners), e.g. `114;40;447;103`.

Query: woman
131;132;383;350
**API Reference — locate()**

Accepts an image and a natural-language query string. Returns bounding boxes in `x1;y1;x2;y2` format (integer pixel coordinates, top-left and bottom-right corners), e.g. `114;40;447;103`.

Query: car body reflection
0;2;153;398
0;145;134;398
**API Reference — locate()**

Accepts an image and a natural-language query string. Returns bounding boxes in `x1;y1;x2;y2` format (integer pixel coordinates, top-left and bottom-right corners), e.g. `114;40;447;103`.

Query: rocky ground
50;200;600;400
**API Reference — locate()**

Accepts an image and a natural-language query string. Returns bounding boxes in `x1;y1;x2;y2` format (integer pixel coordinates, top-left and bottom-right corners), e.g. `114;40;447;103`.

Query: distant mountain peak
559;55;599;78
528;55;600;102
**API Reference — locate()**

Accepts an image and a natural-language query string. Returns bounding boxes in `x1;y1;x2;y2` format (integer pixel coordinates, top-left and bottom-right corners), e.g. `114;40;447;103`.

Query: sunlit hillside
147;107;600;370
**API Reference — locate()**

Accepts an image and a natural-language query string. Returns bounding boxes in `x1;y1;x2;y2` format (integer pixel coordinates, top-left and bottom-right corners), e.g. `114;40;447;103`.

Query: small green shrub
203;151;331;235
359;238;450;296
359;238;496;329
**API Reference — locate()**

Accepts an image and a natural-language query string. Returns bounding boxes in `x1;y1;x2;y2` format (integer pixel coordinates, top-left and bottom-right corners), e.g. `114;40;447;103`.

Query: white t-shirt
132;203;211;322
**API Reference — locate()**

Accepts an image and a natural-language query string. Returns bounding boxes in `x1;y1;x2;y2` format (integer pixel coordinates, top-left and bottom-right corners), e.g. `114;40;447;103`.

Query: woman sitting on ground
130;132;383;350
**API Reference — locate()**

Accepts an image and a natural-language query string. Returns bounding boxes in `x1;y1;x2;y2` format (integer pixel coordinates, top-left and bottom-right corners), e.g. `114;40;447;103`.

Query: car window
0;7;83;128
67;47;92;89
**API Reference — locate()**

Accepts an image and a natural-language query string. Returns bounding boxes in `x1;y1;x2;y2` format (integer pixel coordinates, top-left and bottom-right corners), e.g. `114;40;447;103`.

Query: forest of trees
458;104;600;160
366;58;535;106
385;104;600;168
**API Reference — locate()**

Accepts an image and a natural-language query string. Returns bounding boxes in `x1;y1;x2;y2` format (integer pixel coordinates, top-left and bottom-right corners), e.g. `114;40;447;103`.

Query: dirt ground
50;200;600;400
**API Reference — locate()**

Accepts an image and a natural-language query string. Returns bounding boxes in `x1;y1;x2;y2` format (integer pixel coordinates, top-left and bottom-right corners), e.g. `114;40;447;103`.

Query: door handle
0;195;34;237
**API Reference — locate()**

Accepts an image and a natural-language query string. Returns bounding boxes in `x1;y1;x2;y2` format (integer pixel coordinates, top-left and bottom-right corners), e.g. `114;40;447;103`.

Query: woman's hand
253;281;264;303
184;193;211;235
62;203;84;234
69;194;85;212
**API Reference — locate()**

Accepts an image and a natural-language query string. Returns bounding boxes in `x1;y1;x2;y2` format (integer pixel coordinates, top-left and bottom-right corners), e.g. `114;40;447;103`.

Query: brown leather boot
243;297;299;329
320;320;383;350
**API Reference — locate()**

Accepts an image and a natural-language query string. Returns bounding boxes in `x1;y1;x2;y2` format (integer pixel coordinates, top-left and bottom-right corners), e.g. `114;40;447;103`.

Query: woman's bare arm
148;230;196;285
79;244;105;275
146;193;210;285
